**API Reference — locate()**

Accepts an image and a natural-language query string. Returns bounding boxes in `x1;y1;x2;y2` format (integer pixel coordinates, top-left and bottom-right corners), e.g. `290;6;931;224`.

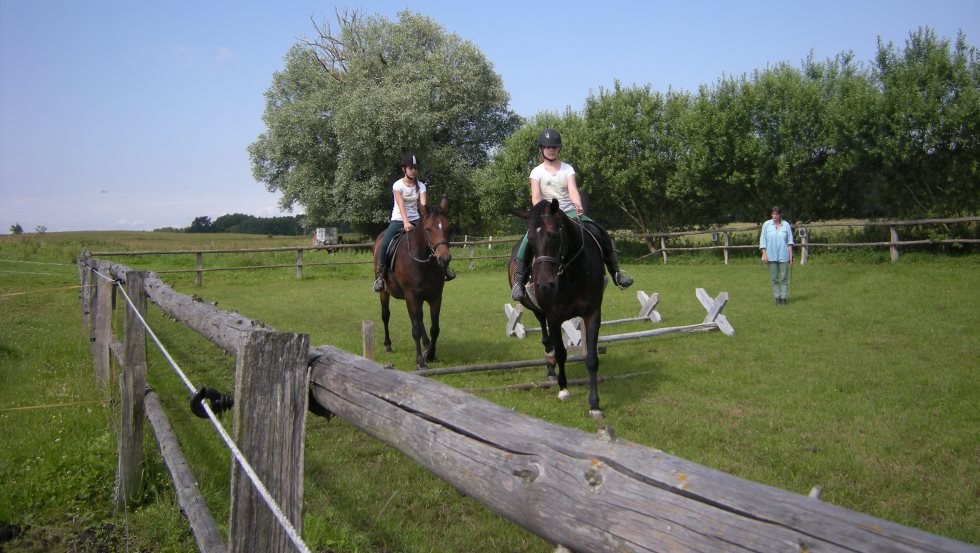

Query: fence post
92;260;115;388
723;232;730;265
229;330;310;553
79;252;93;326
890;226;900;263
195;252;204;287
660;236;668;264
800;226;809;266
116;271;147;511
469;238;476;271
295;249;303;280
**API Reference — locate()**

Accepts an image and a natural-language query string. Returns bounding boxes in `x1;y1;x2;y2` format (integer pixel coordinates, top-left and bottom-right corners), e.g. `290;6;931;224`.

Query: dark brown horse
373;196;452;370
508;198;607;418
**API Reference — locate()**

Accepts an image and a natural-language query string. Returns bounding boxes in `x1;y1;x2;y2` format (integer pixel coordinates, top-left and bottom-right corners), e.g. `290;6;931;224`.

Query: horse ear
550;198;560;211
440;196;449;211
510;209;530;220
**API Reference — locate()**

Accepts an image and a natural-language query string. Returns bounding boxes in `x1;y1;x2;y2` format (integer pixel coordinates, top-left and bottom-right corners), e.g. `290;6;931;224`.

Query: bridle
531;213;586;277
407;212;450;263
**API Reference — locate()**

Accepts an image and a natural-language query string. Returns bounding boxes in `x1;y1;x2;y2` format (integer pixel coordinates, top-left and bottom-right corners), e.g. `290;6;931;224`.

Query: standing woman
759;206;794;305
373;153;455;292
510;128;632;301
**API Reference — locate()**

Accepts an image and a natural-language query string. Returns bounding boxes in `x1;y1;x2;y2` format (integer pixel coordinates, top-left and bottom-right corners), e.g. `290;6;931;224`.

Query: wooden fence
78;253;978;553
88;217;978;285
619;215;979;265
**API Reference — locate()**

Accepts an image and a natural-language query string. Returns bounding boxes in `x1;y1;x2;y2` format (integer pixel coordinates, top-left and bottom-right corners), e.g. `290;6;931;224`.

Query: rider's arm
529;177;542;206
567;175;584;215
394;189;413;231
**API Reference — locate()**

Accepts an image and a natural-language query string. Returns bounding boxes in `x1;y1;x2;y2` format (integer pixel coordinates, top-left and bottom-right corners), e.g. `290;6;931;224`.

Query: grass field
1;231;978;552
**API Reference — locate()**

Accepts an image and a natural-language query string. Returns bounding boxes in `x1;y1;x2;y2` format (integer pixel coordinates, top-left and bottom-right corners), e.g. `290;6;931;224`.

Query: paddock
72;253;980;552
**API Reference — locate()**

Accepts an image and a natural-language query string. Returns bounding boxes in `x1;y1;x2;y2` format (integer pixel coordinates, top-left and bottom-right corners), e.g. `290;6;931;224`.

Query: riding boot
444;266;456;281
511;258;528;301
600;231;633;289
372;259;386;292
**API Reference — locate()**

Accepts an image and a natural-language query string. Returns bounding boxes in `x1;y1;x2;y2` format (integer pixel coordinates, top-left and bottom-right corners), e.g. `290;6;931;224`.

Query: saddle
382;230;408;273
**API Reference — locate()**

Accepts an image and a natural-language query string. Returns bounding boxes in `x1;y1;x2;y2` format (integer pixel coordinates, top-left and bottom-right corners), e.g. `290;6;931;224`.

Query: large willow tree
249;10;520;233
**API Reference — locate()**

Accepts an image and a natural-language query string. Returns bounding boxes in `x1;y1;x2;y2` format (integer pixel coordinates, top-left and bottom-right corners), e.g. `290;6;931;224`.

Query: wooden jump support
504;290;661;339
561;288;734;347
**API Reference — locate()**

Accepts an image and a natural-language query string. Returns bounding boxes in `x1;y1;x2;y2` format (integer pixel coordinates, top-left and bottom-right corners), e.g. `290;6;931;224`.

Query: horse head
419;196;452;269
526;198;573;299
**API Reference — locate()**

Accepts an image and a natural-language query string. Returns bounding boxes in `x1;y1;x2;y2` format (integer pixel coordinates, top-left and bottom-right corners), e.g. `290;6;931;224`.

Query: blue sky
1;1;977;233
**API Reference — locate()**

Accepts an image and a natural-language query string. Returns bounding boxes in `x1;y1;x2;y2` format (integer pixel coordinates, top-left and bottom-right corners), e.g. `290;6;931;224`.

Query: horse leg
426;296;441;363
535;311;557;380
406;297;429;370
550;320;570;401
582;312;604;419
380;292;393;353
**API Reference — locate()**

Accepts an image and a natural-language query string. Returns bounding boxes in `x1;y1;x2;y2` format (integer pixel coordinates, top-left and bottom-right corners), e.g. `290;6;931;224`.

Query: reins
405;214;449;264
531;213;591;276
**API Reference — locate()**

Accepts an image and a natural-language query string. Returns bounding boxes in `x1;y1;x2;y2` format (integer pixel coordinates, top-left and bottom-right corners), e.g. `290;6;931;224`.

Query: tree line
250;11;978;235
156;213;309;235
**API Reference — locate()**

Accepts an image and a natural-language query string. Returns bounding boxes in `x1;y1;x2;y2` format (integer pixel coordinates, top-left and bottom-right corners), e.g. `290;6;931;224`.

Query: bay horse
373;196;452;370
508;198;607;418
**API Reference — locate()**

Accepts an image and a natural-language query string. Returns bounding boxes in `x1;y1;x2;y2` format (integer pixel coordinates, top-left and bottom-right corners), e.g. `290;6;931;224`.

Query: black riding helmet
400;153;420;168
537;128;562;148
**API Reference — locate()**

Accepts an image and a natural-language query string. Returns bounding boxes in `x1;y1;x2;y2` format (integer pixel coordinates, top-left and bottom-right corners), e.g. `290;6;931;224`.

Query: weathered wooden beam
91;260;114;388
463;371;652;393
416;354;591;376
229;330;310;553
309;345;976;553
144;390;225;553
106;263;272;356
115;271;147;511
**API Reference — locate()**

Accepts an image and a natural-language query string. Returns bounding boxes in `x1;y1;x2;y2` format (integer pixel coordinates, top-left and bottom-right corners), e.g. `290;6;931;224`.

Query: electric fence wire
87;264;312;553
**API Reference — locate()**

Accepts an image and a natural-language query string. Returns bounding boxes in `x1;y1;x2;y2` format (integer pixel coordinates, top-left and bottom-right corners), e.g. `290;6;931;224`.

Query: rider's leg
595;223;633;289
511;232;531;301
373;222;401;292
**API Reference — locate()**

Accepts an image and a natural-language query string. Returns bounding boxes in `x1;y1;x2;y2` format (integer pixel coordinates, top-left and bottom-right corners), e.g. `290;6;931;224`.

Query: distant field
1;232;978;552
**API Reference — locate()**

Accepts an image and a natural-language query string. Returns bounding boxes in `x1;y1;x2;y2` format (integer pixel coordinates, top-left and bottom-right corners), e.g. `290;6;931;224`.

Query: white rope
0;258;75;266
87;263;312;553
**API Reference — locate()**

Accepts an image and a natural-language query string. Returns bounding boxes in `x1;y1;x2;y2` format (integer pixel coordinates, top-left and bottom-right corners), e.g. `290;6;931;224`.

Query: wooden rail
309;345;977;553
78;252;979;553
86;217;977;285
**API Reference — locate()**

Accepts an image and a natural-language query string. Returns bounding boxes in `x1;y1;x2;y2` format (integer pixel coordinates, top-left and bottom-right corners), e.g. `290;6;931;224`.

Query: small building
314;227;339;245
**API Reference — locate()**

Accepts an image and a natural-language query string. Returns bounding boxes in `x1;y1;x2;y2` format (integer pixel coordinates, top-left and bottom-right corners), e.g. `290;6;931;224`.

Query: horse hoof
557;389;570;401
588;409;605;420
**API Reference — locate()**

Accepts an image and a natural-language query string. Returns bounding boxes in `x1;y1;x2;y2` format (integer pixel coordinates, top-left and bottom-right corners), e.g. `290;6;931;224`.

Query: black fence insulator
190;387;234;419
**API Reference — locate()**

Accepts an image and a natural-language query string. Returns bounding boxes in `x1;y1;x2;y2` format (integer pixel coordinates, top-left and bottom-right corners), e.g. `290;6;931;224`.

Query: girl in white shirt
373;154;456;291
511;128;633;301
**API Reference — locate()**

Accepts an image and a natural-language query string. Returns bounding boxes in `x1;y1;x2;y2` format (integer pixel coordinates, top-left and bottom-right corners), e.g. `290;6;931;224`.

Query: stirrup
372;275;385;292
614;270;633;289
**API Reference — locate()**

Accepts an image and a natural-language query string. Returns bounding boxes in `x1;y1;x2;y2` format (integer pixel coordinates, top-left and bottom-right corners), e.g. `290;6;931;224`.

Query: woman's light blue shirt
759;219;794;262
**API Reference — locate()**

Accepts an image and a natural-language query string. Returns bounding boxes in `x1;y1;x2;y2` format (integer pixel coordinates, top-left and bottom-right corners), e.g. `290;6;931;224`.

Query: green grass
1;232;978;551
